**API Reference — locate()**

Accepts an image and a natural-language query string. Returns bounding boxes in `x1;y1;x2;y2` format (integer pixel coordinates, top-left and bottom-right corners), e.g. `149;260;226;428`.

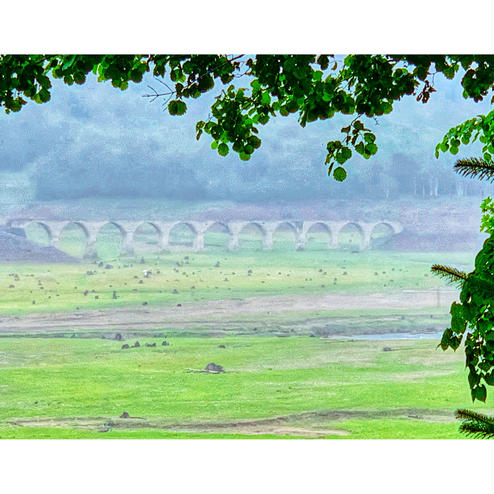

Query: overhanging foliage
1;55;493;180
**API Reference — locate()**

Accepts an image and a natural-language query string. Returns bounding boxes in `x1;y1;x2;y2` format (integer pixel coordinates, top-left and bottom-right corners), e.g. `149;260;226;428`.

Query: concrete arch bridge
8;219;403;259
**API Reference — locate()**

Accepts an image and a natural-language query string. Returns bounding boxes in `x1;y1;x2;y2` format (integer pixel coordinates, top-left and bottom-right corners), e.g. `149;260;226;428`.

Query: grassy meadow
0;222;484;439
0;336;490;439
1;222;472;315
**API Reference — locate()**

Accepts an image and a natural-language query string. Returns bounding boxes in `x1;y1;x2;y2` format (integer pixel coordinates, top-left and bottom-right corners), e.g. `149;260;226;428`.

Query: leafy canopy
1;54;494;179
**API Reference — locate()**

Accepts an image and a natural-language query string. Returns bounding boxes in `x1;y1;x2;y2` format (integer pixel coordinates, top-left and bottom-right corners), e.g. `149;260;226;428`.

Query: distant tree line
32;150;487;202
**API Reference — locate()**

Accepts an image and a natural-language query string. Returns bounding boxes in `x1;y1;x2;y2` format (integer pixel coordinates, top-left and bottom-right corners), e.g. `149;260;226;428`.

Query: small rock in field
204;362;225;373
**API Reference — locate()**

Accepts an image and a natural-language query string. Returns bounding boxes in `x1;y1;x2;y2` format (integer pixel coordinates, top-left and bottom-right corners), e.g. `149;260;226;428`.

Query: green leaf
313;71;322;82
62;55;77;70
250;80;260;91
474;384;487;402
485;372;494;386
335;147;352;164
168;100;187;115
218;143;229;156
35;88;51;103
210;141;218;150
286;100;298;113
440;328;453;350
261;92;271;105
365;143;378;155
333;167;347;181
248;136;262;149
382;102;393;114
363;133;375;144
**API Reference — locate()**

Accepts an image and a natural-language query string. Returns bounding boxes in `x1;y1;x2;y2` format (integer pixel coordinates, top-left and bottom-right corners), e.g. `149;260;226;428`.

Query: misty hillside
0;66;491;204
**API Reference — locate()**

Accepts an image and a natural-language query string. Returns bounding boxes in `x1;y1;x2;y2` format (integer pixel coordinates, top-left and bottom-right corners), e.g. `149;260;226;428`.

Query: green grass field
0;226;483;439
0;336;490;439
0;247;472;315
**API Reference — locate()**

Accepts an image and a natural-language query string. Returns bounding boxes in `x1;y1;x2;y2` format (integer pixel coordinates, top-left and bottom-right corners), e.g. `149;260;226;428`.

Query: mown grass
0;336;490;439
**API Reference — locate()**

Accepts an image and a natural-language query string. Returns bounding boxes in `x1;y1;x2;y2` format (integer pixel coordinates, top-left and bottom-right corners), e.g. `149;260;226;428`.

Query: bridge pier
262;230;274;251
159;231;170;251
295;233;307;250
194;232;205;252
83;223;106;260
46;223;66;248
121;231;135;256
83;236;98;259
228;234;239;251
361;223;375;251
227;222;244;251
328;236;339;249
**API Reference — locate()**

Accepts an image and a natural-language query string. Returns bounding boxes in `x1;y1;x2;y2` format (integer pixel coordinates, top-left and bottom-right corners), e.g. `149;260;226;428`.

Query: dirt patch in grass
0;291;458;335
8;408;458;437
9;416;347;438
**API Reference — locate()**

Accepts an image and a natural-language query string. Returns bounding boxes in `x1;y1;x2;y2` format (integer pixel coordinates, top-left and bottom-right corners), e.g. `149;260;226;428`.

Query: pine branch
456;408;494;439
431;265;467;287
455;157;494;183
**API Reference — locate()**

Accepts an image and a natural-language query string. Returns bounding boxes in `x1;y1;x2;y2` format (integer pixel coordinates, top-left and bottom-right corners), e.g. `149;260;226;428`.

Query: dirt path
8;408;459;437
0;290;458;334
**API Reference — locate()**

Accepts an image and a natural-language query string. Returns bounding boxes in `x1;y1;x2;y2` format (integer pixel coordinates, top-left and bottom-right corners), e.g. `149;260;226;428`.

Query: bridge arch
272;221;298;250
133;221;163;237
95;221;127;258
304;221;334;250
371;221;399;235
203;222;232;251
168;221;197;250
369;221;399;249
337;221;365;250
23;221;53;245
237;222;266;250
103;221;127;237
56;221;91;257
239;221;266;235
132;221;164;253
204;221;232;235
